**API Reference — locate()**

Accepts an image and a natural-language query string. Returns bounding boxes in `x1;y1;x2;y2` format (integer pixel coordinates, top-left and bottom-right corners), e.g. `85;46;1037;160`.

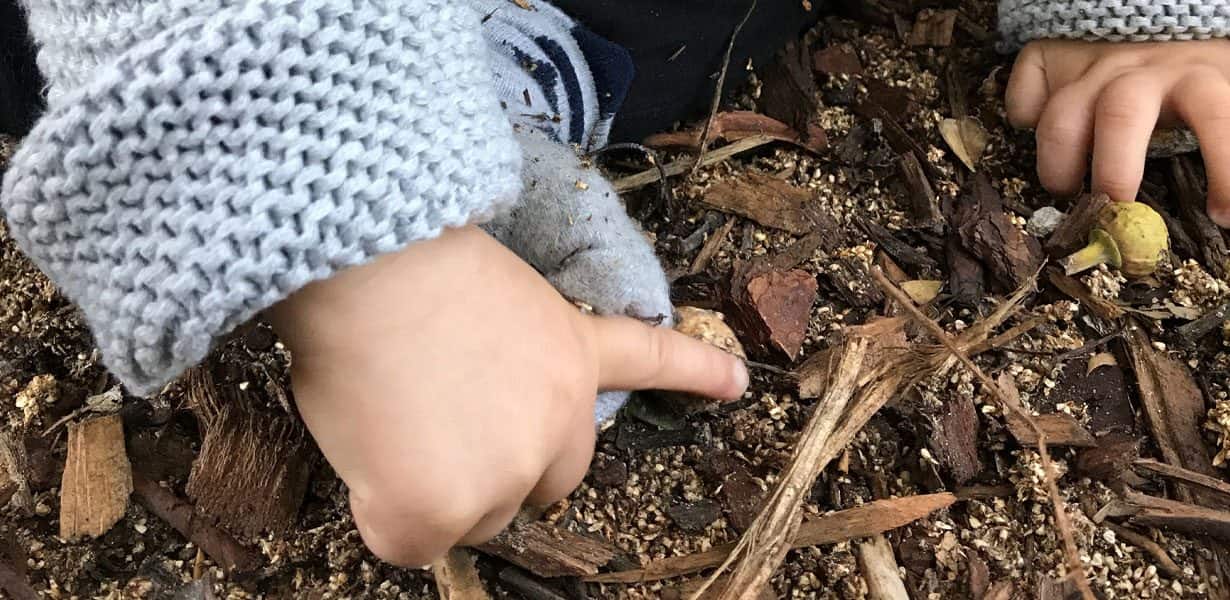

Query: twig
1053;328;1125;364
745;360;791;376
614;135;775;193
1134;458;1230;503
131;471;261;573
589;143;671;219
693;0;757;175
1103;522;1182;579
869;268;1095;600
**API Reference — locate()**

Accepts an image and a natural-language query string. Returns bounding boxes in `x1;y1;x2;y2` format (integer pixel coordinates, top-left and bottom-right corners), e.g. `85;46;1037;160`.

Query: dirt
4;2;1230;599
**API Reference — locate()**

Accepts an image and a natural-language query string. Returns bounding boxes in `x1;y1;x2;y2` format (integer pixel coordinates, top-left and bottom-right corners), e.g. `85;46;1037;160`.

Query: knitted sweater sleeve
2;0;523;395
999;0;1230;48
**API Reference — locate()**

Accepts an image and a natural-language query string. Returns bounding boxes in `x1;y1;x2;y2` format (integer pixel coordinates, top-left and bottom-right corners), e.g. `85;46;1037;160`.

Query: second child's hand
1006;39;1230;227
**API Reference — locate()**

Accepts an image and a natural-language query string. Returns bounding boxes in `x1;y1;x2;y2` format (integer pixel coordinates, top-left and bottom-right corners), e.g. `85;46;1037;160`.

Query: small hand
268;225;748;567
1006;39;1230;226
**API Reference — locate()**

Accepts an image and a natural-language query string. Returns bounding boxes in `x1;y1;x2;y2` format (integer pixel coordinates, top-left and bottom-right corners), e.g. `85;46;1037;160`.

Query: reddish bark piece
812;44;863;75
743;269;818;359
644;111;827;155
702;171;821;235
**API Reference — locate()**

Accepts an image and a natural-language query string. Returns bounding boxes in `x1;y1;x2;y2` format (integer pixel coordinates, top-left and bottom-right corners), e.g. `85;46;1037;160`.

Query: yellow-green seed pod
1060;202;1168;279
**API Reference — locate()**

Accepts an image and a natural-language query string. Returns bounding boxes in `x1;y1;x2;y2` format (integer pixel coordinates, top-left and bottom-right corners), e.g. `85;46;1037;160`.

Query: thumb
590;315;748;400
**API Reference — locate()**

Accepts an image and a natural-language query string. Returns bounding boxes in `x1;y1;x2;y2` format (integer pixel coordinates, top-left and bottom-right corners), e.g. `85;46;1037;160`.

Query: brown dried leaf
59;413;132;539
939;117;988;171
901;280;942;304
997;374;1095;448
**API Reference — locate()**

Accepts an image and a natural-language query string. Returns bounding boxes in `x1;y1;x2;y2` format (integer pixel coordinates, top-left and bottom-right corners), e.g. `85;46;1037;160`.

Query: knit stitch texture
3;0;523;394
999;0;1230;48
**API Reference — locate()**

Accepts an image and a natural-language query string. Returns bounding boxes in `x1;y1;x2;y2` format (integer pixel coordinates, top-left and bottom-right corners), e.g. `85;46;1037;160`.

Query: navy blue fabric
510;45;563;121
534;35;586;144
0;0;44;137
569;23;635;126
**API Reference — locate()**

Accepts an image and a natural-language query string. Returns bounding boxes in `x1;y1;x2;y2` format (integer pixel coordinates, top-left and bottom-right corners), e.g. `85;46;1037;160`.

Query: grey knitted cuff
2;0;522;395
999;0;1230;49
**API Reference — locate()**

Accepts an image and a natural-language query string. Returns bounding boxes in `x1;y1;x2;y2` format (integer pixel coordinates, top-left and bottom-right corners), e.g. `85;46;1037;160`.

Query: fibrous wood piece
59;413;132;539
1124;490;1230;542
645;111;827;155
702;171;821;235
1134;459;1230;504
132;471;261;573
928;393;983;485
0;431;32;514
1045;193;1113;258
433;548;491;600
476;521;618;578
185;367;310;537
1124;324;1226;509
954;175;1043;290
584;493;956;584
856;534;910;600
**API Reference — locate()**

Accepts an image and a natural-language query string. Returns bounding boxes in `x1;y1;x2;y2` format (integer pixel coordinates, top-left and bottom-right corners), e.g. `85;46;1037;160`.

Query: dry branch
131;471;260;573
1134;459;1230;504
613;135;775;193
585;493;955;584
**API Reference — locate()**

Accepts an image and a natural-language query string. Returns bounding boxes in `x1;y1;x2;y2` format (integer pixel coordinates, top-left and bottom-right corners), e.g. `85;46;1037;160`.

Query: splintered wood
586;493;955;584
433;548;491;600
184;366;310;536
59;413;132;539
476;520;617;578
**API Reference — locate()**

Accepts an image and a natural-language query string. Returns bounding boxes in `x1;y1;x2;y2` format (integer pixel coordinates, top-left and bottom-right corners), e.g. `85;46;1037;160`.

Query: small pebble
1026;206;1066;237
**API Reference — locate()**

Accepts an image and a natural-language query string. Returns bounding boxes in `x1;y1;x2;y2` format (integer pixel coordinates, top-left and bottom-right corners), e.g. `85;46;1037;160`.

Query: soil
4;2;1230;599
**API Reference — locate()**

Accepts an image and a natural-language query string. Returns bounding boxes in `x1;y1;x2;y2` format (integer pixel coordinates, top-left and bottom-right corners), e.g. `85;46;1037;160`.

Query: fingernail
732;359;749;395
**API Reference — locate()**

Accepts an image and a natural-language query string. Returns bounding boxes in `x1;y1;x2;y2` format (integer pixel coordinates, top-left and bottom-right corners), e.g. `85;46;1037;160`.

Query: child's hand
1005;39;1230;226
268;225;748;567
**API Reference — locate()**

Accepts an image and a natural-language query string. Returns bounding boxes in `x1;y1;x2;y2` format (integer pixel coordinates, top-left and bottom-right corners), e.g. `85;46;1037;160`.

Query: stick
613;135;774;193
131;471;261;573
1103;522;1182;579
585;493;955;584
856;534;910;600
1134;459;1230;503
693;0;757;175
869;268;1095;600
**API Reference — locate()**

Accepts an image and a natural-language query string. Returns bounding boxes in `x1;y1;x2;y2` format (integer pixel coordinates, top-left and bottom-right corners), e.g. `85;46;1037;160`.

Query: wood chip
1147;128;1200;159
1134;458;1230;504
856;534;910;600
758;41;820;143
433;548;491;600
1124;323;1226;509
928;392;983;485
860;219;939;273
812;44;862;75
955;176;1044;290
899;152;944;233
939;117;988;171
1170;156;1229;278
1175;298;1230;346
997;373;1095;448
1124;490;1230;542
59;413;132;540
584;493;956;584
702;171;822;235
1045;193;1113;258
908;9;957;47
1075;433;1140;482
644;111;826;155
1086;352;1118;375
476;521;617;578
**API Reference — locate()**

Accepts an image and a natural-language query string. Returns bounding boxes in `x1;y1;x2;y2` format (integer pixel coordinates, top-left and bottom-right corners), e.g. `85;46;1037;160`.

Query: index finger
590;315;748;401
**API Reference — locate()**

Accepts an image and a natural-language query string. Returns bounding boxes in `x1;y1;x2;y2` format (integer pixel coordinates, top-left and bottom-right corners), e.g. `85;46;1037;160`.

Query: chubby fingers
1089;72;1166;202
590;315;749;401
1171;73;1230;226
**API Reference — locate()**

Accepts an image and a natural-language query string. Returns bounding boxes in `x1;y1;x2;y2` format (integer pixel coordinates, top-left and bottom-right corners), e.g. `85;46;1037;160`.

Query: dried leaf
1086;352;1118;375
901;280;942;304
997;374;1095;448
939;117;988;171
60;413;132;539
